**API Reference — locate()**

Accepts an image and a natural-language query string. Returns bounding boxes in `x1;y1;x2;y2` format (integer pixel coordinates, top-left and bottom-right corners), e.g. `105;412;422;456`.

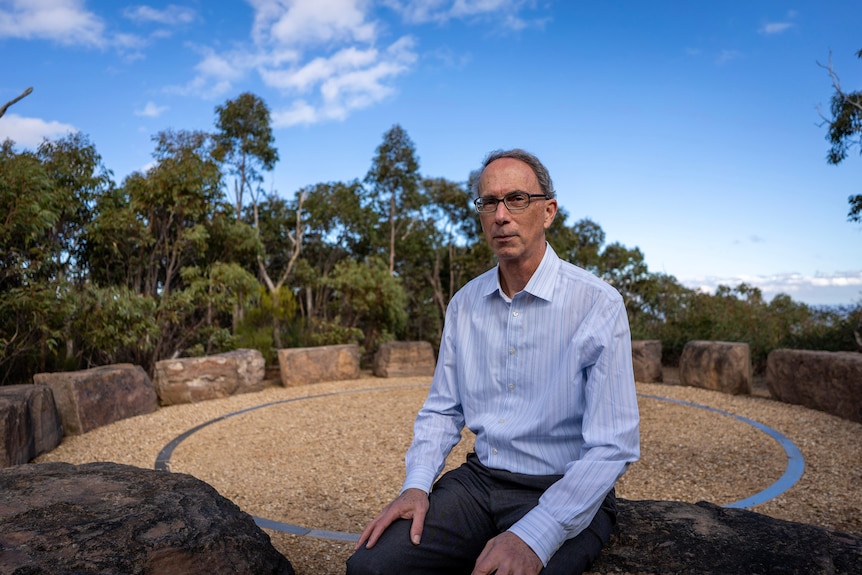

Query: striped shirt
402;244;640;565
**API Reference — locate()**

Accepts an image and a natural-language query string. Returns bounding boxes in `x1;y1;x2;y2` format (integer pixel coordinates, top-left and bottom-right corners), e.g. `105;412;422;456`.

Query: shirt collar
482;242;561;302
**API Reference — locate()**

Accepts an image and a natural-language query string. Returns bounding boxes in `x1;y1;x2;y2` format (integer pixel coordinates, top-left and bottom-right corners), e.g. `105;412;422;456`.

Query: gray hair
471;148;555;199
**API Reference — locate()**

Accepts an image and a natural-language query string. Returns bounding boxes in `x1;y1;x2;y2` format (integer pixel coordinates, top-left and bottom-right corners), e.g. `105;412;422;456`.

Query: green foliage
68;284;159;368
823;49;862;222
213;92;279;218
323;257;408;358
2;98;860;386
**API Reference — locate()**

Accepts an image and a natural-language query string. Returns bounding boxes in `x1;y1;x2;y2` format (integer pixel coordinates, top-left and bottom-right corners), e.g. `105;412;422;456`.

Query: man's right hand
354;488;429;551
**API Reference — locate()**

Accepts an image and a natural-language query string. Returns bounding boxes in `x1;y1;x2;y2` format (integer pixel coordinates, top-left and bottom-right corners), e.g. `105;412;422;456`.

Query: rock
679;341;751;395
0;461;294;575
33;364;158;435
153;349;266;406
632;340;663;383
0;385;62;468
766;349;862;423
373;341;436;378
588;499;861;575
277;344;360;387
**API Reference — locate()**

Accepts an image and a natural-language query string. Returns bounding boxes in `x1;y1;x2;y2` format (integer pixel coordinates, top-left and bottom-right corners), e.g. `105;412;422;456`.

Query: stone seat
277;344;360;387
0;384;62;468
373;341;436;378
153;349;266;406
33;364;158;435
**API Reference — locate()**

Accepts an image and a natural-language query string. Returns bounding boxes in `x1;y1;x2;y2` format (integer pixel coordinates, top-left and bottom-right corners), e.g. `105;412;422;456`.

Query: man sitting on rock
347;148;641;575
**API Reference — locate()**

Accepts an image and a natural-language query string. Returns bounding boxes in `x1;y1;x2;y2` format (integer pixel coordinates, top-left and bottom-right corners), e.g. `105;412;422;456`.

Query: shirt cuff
507;505;567;566
401;465;437;495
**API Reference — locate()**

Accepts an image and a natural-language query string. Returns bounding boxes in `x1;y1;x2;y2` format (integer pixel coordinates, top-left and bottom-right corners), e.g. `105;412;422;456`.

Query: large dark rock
588;499;861;574
767;349;862;423
153;348;266;406
0;385;62;468
0;461;294;575
34;364;158;435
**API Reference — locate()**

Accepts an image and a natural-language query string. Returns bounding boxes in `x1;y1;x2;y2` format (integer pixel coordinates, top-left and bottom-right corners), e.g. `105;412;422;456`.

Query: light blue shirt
402;244;640;565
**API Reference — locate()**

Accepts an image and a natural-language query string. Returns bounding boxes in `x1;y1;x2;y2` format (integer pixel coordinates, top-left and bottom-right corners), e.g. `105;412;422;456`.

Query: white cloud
269;36;417;127
166;45;258;98
178;0;536;123
683;271;862;306
123;4;197;26
250;0;377;48
134;101;168;117
0;0;105;46
759;22;793;35
0;113;76;147
385;0;535;26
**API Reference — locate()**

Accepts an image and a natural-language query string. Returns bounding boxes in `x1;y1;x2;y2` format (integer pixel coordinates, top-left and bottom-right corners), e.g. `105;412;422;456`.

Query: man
347;149;640;575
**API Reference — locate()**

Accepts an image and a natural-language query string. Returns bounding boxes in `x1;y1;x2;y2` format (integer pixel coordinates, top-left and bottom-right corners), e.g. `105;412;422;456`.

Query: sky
1;0;861;307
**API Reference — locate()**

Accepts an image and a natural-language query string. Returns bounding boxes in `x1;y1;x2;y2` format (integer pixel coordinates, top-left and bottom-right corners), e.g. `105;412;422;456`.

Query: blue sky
1;0;860;306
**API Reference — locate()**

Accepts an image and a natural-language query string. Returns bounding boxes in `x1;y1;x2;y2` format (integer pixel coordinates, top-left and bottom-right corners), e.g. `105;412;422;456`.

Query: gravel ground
35;370;862;575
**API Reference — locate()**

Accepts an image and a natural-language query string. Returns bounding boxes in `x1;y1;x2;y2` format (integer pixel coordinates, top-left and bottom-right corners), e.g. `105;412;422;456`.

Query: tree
323;257;408;356
0;139;67;383
820;50;862;223
365;124;424;274
212;92;279;220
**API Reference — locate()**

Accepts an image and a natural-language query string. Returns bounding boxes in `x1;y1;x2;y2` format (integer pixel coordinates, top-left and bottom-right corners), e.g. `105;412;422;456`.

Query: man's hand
471;531;543;575
354;488;429;551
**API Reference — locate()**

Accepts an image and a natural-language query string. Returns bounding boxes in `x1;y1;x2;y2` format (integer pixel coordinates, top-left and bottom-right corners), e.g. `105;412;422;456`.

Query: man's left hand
471;531;543;575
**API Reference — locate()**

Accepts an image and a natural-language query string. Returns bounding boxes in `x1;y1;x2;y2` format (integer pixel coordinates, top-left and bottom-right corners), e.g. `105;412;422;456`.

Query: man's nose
493;200;511;222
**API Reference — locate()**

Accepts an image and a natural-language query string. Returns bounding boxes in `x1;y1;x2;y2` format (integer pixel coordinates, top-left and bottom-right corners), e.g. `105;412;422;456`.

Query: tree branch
817;52;862;118
0;87;33;119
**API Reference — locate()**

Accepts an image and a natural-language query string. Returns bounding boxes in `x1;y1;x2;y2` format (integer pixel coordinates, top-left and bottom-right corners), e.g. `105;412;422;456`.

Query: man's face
478;157;558;266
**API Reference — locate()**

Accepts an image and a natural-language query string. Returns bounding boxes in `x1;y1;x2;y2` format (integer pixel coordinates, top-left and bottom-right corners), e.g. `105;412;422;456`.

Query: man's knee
346;546;389;575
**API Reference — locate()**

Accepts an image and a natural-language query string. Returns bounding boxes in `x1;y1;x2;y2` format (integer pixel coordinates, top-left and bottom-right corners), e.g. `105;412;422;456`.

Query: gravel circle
35;372;862;575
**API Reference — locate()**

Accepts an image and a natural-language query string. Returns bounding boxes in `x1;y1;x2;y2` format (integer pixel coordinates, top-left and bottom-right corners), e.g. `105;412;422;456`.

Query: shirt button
499;418;505;423
492;449;498;455
508;384;515;390
513;311;519;317
509;348;516;355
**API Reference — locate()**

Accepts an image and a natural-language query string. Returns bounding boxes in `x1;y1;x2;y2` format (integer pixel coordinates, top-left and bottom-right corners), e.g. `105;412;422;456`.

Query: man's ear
543;199;558;229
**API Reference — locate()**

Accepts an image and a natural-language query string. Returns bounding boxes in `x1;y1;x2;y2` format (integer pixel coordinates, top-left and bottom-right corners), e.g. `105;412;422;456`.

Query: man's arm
508;296;640;565
356;300;467;549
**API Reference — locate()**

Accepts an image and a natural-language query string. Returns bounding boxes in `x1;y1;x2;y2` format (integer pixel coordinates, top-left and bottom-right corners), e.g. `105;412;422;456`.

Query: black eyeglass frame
473;191;550;213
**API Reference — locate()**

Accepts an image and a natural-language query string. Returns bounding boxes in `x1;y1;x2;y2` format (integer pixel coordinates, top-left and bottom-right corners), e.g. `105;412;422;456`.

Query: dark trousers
347;453;617;575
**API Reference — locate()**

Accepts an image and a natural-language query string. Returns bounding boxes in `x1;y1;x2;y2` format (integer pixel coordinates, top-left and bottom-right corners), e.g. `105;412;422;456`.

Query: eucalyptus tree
0;140;65;383
213;92;279;220
85;130;257;367
364;124;424;274
821;49;862;223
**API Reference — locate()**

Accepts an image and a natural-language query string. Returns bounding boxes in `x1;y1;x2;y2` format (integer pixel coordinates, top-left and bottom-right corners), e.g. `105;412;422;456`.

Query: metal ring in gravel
154;385;804;542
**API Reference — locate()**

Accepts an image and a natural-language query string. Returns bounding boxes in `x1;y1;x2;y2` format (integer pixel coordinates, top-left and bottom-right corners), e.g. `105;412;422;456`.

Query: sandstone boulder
153;348;266;406
0;461;294;575
766;349;862;423
278;344;360;387
373;341;436;378
34;364;158;435
679;341;751;395
631;339;663;383
588;499;861;574
0;385;62;468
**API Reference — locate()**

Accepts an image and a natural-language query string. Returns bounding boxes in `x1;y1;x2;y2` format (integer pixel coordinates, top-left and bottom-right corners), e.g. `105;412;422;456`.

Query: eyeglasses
473;190;550;213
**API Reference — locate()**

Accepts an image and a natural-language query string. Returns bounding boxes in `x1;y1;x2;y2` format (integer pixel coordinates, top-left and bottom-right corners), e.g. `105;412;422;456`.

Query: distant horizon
2;1;861;306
